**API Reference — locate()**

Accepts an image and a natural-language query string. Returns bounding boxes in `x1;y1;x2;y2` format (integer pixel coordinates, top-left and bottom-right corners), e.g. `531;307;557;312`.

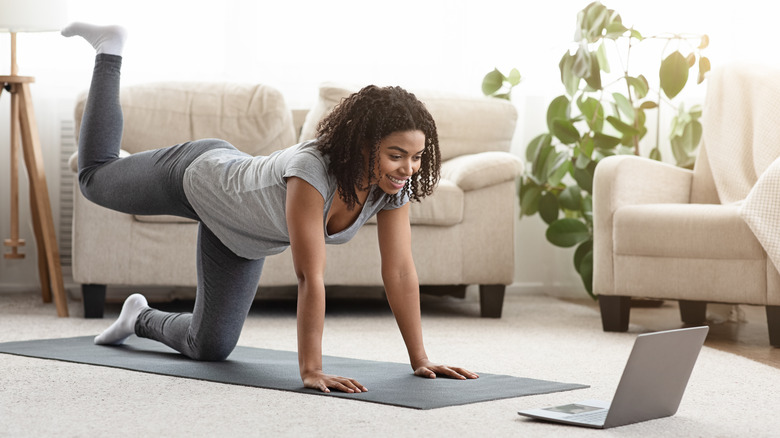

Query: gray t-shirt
182;140;407;259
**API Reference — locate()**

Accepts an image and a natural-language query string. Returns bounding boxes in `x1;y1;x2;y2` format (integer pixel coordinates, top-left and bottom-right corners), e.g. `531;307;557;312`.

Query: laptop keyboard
565;409;608;425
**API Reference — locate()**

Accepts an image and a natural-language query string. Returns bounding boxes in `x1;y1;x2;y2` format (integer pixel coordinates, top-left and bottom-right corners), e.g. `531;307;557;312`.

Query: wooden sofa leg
599;295;631;332
479;285;505;318
82;284;107;319
767;306;780;347
679;300;708;325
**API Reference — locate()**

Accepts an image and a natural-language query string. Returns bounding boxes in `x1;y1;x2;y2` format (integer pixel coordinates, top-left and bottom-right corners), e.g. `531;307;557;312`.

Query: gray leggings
79;54;265;360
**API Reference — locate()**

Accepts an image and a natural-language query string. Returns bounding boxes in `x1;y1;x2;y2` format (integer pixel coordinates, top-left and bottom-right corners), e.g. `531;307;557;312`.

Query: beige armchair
70;81;522;318
593;63;780;347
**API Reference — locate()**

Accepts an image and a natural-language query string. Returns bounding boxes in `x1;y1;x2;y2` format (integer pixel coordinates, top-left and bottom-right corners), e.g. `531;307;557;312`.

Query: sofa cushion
441;152;523;191
299;83;517;161
366;178;463;226
74;82;297;157
136;178;464;227
613;203;765;259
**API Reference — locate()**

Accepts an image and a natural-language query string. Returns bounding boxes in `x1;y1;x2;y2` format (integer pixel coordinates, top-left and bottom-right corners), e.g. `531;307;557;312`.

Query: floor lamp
1;1;69;317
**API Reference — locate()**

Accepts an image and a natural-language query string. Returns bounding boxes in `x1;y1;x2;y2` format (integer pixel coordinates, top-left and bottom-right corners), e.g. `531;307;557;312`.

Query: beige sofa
69;81;522;318
593;64;780;346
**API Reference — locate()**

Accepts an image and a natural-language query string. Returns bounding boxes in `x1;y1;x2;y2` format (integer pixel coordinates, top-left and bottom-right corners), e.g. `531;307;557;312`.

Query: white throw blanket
702;63;780;272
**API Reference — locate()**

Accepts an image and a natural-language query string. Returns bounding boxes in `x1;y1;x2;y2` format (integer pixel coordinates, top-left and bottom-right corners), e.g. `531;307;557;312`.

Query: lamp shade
0;0;68;32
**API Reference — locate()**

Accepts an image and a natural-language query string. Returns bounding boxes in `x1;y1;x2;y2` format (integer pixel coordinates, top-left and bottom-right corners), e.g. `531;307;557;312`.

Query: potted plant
483;1;710;298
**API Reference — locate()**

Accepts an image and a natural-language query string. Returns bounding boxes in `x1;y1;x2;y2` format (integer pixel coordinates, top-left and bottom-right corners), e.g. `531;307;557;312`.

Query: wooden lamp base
1;73;69;317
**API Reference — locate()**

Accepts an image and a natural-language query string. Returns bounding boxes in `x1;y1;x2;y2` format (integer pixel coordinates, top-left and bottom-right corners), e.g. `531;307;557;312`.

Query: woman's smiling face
370;130;426;194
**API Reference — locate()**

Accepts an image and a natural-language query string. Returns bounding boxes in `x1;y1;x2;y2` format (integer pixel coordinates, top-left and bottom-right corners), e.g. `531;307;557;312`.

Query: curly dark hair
315;85;441;210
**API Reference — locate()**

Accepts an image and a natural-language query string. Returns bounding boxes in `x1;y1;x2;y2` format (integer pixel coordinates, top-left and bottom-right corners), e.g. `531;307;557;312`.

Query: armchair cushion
614;203;763;259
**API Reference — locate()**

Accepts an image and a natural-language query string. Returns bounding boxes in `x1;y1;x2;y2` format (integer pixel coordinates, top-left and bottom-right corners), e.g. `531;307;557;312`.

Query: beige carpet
1;289;779;437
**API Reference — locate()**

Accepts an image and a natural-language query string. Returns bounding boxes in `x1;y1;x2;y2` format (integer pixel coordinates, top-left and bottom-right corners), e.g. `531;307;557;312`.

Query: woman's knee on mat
186;336;238;362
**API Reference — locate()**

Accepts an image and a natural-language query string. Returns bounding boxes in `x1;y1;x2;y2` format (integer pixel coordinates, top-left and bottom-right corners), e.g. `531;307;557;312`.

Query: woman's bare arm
376;203;478;380
286;176;366;393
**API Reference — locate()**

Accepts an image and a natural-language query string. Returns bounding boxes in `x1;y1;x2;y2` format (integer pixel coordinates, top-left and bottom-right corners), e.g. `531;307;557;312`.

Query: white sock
94;293;149;345
61;22;128;56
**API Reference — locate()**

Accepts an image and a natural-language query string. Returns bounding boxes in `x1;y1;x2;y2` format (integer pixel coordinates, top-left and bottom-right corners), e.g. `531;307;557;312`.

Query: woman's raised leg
64;24;231;219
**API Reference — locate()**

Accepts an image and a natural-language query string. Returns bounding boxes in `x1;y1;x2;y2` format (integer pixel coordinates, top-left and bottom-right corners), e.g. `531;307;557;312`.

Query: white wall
0;0;775;297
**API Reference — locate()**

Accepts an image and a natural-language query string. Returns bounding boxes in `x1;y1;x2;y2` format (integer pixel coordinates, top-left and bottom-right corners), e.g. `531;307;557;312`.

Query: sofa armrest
593;154;694;295
440;151;523;191
68;149;132;173
594;154;694;210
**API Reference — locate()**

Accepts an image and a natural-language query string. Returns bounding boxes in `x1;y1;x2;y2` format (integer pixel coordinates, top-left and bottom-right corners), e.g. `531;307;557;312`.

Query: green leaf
635;109;647;140
574;239;593;272
575;151;591;169
547;154;571;188
559;52;580;97
689;104;703;118
579;135;595;159
596;42;610;73
508;68;522;86
686;52;696;68
593;132;621;150
482;68;505;96
577;248;594;298
660;51;690;99
698;56;711;84
546;218;590;248
573;44;592;79
559;185;583;211
552;119;581;144
605;22;627;38
584;53;602;90
612;92;635;123
626;75;649;99
649;147;662;161
588;5;609;42
525;133;552;163
639;100;658;110
671;120;703;166
573;161;597;193
539;192;559;224
581;194;593;224
699;34;710;49
520;184;542;216
606;116;640;136
546;95;571;132
574;9;586;41
577;96;604;131
531;144;554;185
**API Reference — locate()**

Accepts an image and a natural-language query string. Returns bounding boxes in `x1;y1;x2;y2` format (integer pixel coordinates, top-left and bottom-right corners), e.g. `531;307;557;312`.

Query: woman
62;23;478;394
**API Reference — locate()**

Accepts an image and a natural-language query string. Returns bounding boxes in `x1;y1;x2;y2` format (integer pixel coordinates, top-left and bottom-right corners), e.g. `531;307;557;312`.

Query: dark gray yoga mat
0;336;587;409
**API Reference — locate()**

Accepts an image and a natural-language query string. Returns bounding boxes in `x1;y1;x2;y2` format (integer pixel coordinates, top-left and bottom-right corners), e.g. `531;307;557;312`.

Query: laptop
517;326;709;429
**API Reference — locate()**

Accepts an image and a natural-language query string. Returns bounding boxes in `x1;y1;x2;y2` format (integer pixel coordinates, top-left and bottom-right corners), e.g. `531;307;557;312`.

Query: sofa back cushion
74;81;297;157
299;83;518;161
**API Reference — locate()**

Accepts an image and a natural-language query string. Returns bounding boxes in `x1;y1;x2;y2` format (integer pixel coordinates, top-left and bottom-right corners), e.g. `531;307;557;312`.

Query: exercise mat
0;336;587;409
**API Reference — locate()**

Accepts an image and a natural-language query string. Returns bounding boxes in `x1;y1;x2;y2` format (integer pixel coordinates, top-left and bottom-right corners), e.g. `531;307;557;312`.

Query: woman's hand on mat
302;370;368;394
413;360;480;380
